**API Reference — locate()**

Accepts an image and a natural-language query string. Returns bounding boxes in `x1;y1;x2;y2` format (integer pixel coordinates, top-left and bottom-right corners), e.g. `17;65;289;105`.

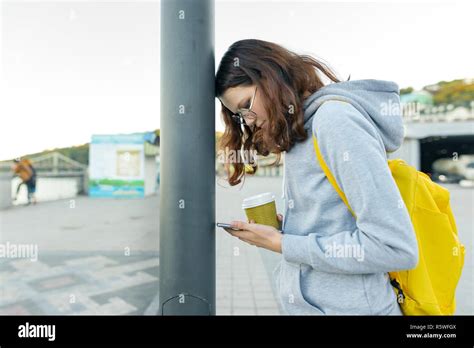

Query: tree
400;87;414;95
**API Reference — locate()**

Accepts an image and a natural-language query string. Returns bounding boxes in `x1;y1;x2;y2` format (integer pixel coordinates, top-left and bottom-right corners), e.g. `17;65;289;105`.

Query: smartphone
216;222;243;231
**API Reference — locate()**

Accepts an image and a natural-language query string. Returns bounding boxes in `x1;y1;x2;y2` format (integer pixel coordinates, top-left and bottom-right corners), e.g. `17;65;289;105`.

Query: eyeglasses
231;86;258;126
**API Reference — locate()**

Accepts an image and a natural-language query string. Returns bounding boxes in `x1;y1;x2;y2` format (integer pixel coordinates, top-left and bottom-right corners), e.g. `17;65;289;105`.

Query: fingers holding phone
216;222;243;233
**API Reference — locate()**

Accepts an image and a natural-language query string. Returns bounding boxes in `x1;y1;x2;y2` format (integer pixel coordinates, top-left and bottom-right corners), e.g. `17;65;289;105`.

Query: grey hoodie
274;79;419;315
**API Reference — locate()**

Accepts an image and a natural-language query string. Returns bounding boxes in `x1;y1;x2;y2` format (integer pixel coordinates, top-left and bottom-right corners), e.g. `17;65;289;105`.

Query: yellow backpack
312;132;465;315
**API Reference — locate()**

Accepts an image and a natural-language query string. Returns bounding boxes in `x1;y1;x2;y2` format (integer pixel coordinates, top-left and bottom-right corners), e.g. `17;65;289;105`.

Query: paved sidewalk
215;175;285;315
0;176;283;315
1;177;470;315
216;229;280;315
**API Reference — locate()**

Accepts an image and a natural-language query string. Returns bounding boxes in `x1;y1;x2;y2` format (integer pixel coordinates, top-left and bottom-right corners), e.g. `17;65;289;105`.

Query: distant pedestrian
12;157;37;204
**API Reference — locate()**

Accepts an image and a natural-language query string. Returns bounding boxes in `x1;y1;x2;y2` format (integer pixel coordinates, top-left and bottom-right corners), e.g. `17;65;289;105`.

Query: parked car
431;172;465;184
463;162;474;181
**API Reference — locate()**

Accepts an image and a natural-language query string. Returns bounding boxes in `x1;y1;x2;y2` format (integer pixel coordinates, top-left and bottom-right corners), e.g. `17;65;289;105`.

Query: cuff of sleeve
281;233;311;266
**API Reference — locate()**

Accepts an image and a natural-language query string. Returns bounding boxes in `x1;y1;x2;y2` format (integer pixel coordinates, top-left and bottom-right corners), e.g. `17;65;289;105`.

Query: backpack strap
313;113;408;305
312;133;357;219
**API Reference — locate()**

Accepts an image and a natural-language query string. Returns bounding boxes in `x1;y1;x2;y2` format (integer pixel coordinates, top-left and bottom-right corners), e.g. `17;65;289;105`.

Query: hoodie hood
302;79;404;153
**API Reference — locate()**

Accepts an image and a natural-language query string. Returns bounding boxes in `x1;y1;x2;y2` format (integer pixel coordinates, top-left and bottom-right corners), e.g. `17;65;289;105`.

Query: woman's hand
223;214;284;253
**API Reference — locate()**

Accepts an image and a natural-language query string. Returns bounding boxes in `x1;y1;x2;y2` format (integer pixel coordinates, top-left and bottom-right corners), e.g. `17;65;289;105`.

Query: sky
0;0;473;160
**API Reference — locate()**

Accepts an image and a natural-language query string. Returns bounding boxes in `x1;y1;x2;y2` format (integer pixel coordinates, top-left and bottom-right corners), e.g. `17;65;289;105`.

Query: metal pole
159;0;215;315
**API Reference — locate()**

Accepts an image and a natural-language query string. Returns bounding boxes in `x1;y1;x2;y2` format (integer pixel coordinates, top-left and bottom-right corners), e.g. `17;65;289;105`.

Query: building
88;132;159;198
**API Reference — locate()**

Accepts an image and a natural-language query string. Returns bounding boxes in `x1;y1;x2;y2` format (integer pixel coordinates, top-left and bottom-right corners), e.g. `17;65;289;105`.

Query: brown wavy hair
215;39;341;186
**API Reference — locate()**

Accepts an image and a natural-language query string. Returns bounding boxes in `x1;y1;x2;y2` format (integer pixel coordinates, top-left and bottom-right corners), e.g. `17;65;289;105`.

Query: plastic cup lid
242;192;275;209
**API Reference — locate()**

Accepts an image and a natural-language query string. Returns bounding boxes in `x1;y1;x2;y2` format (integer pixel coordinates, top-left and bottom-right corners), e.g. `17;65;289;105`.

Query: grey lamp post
159;0;216;315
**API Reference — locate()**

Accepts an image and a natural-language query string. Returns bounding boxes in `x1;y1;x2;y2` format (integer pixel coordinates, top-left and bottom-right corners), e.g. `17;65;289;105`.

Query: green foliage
400;87;414;95
432;80;474;107
55;144;89;164
15;143;90;165
401;79;473;108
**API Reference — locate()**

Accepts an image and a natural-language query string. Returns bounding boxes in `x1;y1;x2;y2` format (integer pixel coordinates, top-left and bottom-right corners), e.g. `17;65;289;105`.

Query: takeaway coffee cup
242;192;279;229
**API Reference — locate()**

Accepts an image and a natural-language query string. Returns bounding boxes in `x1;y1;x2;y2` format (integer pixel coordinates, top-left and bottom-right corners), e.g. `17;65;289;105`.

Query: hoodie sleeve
281;100;419;274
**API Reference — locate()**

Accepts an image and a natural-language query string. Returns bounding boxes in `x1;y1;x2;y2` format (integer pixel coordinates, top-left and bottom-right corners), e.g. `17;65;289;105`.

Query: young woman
215;39;418;315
